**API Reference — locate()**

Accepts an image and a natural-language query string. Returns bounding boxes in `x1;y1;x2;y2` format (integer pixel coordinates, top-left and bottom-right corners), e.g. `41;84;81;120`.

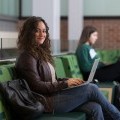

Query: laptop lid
85;58;100;84
63;58;99;90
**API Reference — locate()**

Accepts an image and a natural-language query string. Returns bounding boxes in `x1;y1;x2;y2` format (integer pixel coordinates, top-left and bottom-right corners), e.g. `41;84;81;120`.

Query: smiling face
35;21;47;45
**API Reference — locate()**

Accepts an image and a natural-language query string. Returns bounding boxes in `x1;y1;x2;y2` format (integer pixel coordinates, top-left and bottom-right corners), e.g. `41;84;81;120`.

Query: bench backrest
53;57;67;78
60;54;83;79
0;63;16;120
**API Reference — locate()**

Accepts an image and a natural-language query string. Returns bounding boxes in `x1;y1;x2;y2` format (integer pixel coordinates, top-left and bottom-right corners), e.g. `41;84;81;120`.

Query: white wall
61;0;120;16
84;0;120;16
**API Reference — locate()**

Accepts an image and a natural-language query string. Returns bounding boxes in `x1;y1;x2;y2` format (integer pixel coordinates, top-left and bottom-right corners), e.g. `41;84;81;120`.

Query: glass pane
22;0;32;16
0;0;19;17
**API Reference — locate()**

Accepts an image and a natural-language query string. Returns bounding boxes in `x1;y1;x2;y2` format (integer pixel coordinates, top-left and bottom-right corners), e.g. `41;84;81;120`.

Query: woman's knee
88;83;99;91
87;102;104;120
81;102;102;113
92;102;102;113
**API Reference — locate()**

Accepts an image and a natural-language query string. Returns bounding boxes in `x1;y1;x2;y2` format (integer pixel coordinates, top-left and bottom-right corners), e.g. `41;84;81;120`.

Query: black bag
0;79;45;120
113;84;120;111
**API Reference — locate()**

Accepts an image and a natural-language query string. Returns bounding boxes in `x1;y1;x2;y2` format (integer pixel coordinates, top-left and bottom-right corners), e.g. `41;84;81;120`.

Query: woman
76;25;120;82
16;16;120;120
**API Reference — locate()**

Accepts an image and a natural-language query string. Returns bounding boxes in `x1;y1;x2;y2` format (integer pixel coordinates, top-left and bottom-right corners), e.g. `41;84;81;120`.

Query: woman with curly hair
16;16;120;120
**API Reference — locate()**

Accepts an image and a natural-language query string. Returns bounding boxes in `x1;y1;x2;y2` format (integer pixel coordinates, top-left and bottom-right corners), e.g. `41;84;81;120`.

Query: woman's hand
67;78;85;87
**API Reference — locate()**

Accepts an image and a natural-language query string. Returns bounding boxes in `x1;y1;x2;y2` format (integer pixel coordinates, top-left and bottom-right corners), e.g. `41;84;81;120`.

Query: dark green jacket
76;44;101;72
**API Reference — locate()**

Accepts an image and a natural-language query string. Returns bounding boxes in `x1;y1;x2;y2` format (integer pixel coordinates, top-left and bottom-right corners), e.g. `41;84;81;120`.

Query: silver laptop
63;58;100;90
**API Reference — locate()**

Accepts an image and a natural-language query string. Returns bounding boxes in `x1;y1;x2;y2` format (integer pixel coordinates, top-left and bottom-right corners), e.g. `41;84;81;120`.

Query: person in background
16;16;120;120
76;25;120;83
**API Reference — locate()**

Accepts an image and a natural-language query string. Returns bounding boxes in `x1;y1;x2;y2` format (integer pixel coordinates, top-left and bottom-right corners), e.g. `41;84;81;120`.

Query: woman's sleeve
76;46;93;72
16;53;68;95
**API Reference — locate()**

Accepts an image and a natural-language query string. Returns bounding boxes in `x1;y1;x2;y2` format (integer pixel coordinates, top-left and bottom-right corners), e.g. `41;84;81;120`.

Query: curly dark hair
17;16;53;64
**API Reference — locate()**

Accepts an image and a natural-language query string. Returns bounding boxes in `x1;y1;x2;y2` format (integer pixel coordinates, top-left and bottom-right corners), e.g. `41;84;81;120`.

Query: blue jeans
53;83;120;120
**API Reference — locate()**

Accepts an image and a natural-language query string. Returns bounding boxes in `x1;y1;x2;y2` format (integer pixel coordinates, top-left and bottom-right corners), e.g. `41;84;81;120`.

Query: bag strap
9;79;47;102
20;79;47;103
32;91;47;103
8;80;37;104
20;80;47;102
19;79;32;93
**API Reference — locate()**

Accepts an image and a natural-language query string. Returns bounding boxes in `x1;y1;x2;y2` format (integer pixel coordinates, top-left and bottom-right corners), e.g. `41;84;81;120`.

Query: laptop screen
86;58;100;84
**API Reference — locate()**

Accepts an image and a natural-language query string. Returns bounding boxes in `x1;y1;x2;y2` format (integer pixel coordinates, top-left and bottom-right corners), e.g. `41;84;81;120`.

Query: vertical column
68;0;84;52
32;0;60;54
